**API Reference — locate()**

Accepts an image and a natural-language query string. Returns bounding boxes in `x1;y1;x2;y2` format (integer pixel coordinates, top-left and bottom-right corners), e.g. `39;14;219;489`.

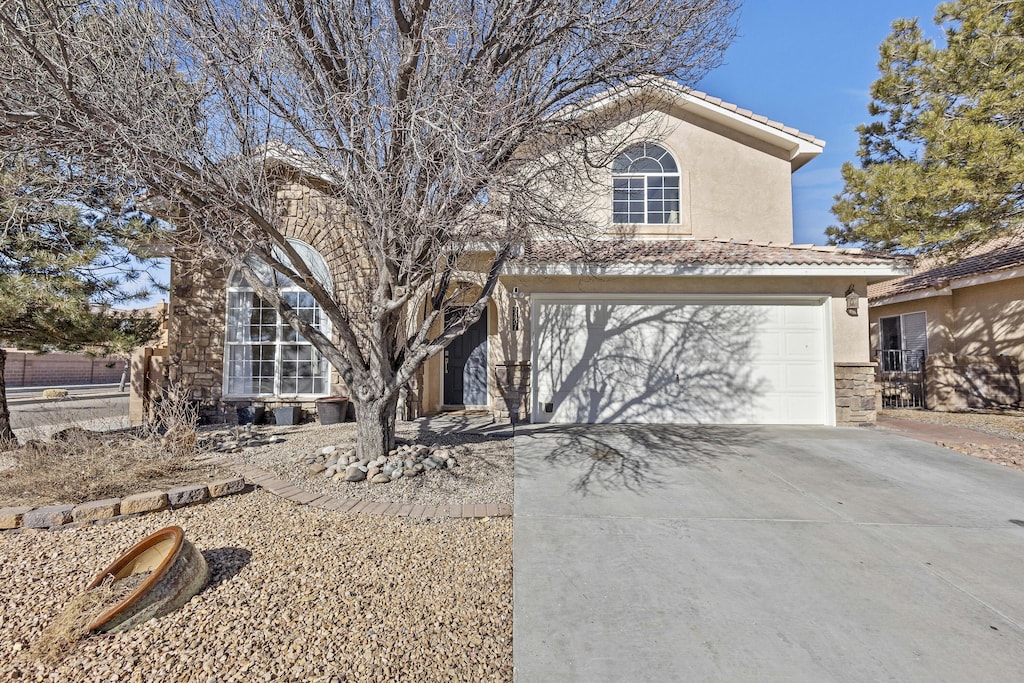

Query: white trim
529;293;834;425
573;79;825;171
951;265;1024;290
822;296;837;427
871;286;951;307
505;262;907;279
674;89;824;169
529;292;829;304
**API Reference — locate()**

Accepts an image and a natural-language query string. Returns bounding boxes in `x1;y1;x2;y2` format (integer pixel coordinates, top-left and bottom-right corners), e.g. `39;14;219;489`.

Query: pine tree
829;0;1024;254
0;153;160;445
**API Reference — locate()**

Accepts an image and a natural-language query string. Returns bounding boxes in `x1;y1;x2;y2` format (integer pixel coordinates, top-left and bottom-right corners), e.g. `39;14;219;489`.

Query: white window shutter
902;312;928;354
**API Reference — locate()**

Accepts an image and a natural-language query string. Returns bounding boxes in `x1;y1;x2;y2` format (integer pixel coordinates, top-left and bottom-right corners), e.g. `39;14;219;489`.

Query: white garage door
531;296;831;425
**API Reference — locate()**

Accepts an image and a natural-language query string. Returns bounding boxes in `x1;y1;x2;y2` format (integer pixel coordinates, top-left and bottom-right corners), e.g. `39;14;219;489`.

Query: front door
444;309;488;406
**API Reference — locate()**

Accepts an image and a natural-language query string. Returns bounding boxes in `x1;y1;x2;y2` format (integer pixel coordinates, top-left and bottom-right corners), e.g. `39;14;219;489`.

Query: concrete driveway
513;425;1024;682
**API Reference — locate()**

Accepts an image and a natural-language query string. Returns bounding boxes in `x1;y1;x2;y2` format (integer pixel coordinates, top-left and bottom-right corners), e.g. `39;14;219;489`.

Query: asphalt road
6;384;130;439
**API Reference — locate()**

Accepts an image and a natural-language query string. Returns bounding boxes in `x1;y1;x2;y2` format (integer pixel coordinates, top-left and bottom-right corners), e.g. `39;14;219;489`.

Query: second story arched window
612;143;680;225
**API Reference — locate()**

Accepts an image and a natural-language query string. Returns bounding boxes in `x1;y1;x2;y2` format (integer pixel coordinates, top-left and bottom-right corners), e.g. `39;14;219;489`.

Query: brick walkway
223;459;512;520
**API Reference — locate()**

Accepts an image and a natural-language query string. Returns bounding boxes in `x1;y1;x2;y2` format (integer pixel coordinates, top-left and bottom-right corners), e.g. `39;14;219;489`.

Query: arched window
224;240;332;397
612;143;680;225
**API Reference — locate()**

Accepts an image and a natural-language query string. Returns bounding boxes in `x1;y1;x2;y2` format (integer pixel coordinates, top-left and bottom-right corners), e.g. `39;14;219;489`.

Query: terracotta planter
86;525;209;633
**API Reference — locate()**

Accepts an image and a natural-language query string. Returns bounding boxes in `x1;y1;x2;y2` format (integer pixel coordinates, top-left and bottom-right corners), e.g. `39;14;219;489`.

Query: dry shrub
145;379;201;458
0;380;221;507
27;573;146;665
41;389;69;400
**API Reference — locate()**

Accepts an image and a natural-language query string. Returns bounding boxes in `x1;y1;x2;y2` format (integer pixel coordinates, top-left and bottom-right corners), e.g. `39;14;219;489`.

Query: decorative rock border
215;457;512;520
0;456;513;532
0;477;247;531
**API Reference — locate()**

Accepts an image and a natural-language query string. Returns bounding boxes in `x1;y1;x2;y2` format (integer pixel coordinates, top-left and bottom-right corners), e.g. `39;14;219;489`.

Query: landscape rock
0;506;34;529
120;491;169;514
22;505;74;529
344;466;367;482
208;477;245;498
167;484;210;507
371;473;391;484
308;463;326;475
72;498;121;523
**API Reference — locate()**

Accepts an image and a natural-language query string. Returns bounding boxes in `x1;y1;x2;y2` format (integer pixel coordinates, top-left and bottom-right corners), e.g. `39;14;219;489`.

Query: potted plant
316;397;349;425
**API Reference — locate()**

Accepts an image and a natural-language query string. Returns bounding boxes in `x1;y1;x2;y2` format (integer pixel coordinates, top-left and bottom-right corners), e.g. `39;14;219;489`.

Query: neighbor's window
224;240;332;396
878;311;927;372
612;143;680;224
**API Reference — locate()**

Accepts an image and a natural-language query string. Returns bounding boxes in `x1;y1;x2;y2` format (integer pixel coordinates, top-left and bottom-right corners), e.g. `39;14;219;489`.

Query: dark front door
444;309;488;406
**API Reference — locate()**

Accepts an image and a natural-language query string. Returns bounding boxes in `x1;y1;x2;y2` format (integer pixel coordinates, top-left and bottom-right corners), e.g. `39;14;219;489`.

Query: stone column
834;362;877;425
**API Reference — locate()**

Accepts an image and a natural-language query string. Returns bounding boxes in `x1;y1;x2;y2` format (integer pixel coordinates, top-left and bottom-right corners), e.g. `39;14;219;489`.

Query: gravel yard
1;490;513;682
221;416;514;507
882;408;1024;442
882;408;1024;473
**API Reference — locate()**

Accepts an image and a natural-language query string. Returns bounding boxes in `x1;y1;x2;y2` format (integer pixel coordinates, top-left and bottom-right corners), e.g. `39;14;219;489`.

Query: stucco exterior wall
869;277;1024;358
950;278;1024;357
577;106;796;243
868;296;955;356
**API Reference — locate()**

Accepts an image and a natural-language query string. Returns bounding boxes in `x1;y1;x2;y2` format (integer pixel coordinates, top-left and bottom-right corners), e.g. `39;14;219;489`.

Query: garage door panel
534;298;829;425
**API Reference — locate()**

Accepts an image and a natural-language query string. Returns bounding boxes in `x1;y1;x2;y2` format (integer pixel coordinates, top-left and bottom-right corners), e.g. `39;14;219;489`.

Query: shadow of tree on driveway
517;424;760;496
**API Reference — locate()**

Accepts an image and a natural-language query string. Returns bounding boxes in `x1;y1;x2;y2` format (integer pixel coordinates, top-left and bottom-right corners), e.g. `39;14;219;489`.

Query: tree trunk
0;349;17;447
353;392;400;462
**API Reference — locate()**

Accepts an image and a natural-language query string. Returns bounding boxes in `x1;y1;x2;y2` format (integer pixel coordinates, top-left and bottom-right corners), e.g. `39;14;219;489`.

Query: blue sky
697;0;943;245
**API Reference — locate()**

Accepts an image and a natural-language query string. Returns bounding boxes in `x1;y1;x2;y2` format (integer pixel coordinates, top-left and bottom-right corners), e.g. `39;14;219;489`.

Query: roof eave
505;262;909;278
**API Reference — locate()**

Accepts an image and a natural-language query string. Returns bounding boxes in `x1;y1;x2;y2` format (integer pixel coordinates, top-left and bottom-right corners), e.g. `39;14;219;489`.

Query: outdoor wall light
845;285;859;316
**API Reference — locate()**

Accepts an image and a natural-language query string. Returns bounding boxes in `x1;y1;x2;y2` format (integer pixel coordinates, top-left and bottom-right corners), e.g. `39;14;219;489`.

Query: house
868;232;1024;410
165;80;908;427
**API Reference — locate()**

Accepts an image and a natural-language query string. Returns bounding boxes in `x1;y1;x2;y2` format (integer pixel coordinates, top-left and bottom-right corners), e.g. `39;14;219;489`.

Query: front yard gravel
1;490;513;682
882;408;1024;474
219;417;514;507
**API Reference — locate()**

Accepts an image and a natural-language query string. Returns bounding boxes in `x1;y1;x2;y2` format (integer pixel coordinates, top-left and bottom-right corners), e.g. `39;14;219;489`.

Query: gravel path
220;417;514;507
1;490;513;682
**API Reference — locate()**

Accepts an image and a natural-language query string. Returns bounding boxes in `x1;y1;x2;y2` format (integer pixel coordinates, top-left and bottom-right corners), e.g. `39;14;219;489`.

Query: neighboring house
869;232;1024;410
167;80;908;427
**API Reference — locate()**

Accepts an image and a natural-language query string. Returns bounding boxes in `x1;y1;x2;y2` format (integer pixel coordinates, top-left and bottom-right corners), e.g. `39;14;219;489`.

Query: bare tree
0;0;737;458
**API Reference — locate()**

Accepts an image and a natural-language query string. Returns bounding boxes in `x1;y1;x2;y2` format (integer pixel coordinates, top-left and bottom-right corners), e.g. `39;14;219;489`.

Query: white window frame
611;142;681;225
222;240;333;399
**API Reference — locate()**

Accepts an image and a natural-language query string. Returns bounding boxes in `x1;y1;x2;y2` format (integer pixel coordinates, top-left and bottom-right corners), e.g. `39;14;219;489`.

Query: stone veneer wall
168;178;361;424
492;362;531;422
835;362;877;425
924;353;1022;411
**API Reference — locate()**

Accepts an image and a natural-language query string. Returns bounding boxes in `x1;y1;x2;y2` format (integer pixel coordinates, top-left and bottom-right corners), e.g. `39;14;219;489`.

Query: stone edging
0;477;247;531
219;457;513;520
0;456;513;531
